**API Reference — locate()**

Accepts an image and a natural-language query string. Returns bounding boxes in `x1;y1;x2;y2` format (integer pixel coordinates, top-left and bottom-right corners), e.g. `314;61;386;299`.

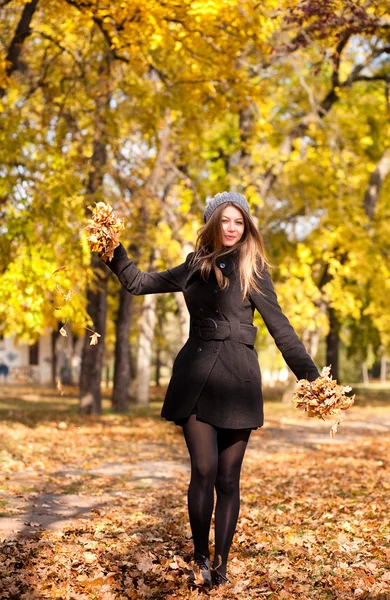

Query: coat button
215;309;219;315
199;308;204;313
196;347;202;352
213;289;218;294
219;263;225;269
213;348;219;353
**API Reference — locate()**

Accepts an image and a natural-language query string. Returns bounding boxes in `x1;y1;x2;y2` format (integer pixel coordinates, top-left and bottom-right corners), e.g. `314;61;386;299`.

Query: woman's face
221;205;245;246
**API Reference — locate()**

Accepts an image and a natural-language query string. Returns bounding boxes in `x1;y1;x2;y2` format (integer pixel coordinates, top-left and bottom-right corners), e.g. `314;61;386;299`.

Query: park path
1;410;389;541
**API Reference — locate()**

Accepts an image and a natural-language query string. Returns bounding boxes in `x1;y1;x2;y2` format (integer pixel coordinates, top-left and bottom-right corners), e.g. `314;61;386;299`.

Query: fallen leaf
83;552;97;563
89;332;101;345
137;553;156;573
56;377;64;396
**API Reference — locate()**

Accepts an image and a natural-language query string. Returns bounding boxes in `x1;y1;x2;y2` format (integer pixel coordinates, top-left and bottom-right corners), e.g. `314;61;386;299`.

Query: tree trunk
0;0;39;98
326;306;340;380
135;293;157;405
80;254;108;414
155;346;161;387
302;327;321;362
362;362;370;385
112;284;133;413
380;354;387;384
154;312;164;387
363;147;390;219
282;327;320;403
51;328;60;388
79;54;110;414
282;372;298;404
112;112;171;406
70;332;79;385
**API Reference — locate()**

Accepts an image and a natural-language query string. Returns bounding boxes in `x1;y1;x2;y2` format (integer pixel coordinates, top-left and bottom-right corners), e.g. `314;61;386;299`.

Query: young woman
104;191;319;588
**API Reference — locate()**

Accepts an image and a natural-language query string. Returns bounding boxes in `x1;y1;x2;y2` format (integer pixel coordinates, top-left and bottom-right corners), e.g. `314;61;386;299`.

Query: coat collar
185;249;238;287
215;250;236;276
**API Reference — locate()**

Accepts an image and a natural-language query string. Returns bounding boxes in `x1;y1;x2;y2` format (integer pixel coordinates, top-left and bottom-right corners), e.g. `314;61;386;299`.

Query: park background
0;1;389;599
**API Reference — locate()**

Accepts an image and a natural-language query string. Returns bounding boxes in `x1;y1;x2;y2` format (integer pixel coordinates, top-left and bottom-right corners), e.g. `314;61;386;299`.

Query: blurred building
0;332;83;385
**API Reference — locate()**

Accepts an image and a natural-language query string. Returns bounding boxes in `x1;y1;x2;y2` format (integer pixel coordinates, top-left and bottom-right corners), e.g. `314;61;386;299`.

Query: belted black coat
106;244;319;430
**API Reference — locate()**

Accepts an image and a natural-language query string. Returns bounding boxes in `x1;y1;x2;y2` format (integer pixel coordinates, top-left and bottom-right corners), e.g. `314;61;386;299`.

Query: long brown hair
190;202;268;299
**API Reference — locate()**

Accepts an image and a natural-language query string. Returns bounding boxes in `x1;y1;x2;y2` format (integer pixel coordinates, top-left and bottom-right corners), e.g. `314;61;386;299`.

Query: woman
104;191;320;587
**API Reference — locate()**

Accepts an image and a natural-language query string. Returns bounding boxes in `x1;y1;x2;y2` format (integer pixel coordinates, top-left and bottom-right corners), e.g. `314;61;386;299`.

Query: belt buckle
198;318;218;340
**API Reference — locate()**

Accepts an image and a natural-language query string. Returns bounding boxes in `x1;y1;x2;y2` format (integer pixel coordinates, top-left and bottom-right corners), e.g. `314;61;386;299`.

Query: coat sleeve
249;264;320;382
105;243;193;295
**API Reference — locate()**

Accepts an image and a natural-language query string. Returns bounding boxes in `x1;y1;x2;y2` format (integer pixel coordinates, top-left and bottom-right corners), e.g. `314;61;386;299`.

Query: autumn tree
1;0;389;414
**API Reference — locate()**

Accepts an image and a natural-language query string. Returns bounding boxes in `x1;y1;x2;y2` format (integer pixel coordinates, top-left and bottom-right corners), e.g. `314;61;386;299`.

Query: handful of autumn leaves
292;366;355;438
53;202;123;370
85;202;124;262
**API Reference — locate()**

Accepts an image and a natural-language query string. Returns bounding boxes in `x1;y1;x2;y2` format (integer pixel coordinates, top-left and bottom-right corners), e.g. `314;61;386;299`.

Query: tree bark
79;271;108;413
362;362;370;385
80;255;108;414
79;56;110;415
135;293;157;405
51;328;59;387
380;354;387;384
363;147;390;219
0;0;39;98
112;283;133;413
282;371;298;404
129;113;172;405
155;347;161;387
326;306;340;380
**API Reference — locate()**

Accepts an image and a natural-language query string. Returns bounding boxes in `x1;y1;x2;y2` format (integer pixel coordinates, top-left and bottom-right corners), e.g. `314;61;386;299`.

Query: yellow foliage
0;0;389;359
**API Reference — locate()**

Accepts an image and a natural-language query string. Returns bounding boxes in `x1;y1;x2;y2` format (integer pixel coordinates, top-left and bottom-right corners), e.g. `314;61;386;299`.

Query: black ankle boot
211;568;229;586
188;552;211;587
211;554;229;586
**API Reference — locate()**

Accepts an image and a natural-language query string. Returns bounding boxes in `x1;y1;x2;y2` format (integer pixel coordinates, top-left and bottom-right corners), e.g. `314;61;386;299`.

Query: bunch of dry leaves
292;366;355;437
85;202;124;262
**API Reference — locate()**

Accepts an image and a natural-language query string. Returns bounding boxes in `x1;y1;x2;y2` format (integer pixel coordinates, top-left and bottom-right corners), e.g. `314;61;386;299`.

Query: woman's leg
182;414;219;558
212;428;251;577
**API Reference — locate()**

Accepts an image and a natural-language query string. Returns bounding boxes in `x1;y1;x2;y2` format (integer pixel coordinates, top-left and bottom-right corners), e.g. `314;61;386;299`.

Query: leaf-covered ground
0;385;389;599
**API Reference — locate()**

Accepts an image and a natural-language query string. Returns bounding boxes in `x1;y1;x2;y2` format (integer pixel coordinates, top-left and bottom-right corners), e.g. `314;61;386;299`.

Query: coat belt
190;318;257;345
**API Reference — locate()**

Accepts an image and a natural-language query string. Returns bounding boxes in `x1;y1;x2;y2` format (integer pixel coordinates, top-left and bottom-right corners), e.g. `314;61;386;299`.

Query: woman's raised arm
105;243;193;295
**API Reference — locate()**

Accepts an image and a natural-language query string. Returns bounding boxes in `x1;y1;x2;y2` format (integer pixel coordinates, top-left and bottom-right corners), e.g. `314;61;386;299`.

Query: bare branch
0;0;39;97
31;30;86;77
363;147;390;220
261;39;390;201
144;110;172;193
353;74;390;83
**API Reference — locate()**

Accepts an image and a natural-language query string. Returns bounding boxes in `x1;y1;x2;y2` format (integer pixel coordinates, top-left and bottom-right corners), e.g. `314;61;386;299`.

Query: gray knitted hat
204;191;250;223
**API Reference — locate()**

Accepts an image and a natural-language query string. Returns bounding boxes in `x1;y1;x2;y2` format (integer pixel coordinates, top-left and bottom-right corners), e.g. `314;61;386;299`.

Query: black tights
182;414;251;577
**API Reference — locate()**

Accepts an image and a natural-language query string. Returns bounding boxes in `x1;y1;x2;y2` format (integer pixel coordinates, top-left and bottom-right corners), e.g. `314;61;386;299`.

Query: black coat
106;244;319;430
